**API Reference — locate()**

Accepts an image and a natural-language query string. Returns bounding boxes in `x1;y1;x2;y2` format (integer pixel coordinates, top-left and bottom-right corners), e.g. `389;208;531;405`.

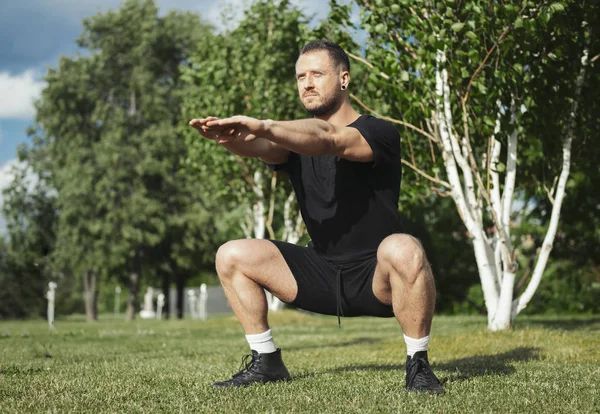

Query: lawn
1;312;599;413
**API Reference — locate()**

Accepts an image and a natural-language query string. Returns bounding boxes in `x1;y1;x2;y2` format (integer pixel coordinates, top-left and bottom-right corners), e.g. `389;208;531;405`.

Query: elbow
301;129;337;156
322;127;342;156
322;132;338;155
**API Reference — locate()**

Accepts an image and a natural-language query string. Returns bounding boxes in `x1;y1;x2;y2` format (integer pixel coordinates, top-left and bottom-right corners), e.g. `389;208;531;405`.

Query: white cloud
197;0;330;33
0;159;34;200
0;70;45;120
0;159;43;235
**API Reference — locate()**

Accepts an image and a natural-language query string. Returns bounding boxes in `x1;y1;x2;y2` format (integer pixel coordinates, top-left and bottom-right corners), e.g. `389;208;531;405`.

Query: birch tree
347;0;598;330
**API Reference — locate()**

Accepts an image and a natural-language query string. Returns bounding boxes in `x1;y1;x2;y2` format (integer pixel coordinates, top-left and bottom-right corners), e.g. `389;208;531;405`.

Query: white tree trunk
512;37;589;317
488;102;520;331
269;191;303;311
252;170;266;239
434;27;589;330
435;50;499;323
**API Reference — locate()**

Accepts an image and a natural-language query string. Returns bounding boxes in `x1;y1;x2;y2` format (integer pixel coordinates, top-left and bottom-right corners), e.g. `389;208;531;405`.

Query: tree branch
401;159;451;188
501;99;519;229
463;2;529;103
350;93;438;142
514;23;591;317
347;52;390;80
265;172;276;240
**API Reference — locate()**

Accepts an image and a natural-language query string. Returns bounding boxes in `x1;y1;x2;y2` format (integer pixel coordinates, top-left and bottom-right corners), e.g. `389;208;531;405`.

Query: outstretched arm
189;117;289;165
206;116;374;162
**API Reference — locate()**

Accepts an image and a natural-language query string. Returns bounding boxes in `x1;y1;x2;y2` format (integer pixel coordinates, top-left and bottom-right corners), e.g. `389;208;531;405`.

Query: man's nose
304;75;315;89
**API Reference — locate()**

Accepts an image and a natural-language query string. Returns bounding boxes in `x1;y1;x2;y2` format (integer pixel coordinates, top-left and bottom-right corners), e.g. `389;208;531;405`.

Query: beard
302;93;340;117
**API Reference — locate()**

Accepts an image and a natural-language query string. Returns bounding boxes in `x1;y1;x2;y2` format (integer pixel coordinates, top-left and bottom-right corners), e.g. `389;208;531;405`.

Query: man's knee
377;234;426;284
215;240;245;280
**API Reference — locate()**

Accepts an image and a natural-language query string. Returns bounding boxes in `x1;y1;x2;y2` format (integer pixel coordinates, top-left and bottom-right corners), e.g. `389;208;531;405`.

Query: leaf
400;71;409;82
514;17;523;28
483;115;495;127
451;22;465;32
466;31;477;40
550;3;565;13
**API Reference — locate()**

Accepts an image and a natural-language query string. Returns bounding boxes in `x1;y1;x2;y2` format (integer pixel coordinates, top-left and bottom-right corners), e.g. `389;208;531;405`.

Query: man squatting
189;39;444;395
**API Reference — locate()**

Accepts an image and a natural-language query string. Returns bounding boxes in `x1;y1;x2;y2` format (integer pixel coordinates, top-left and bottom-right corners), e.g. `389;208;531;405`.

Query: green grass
1;312;599;413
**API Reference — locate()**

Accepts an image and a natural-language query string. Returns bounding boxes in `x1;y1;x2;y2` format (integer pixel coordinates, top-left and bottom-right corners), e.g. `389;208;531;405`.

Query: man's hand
189;117;236;143
205;115;265;144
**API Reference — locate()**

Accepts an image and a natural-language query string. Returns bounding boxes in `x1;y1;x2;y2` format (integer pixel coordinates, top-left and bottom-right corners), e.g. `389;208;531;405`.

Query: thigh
217;239;298;303
269;240;341;316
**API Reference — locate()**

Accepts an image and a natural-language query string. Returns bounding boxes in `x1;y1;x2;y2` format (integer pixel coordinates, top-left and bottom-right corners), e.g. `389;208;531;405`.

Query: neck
316;98;360;126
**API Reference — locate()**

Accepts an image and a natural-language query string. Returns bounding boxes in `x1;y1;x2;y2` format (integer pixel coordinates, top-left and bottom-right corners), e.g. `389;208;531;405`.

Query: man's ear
341;70;350;90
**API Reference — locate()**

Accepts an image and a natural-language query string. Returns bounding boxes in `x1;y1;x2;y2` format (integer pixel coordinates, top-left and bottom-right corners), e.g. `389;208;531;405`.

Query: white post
198;284;208;321
187;289;198;319
46;282;57;330
140;287;156;319
114;286;121;315
156;293;165;320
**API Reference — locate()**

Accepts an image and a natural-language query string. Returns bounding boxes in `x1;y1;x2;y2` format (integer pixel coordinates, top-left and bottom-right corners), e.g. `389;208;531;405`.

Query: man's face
295;50;344;117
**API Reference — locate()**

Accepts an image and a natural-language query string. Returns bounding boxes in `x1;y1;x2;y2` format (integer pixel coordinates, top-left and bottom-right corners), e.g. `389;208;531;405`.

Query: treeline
1;0;598;320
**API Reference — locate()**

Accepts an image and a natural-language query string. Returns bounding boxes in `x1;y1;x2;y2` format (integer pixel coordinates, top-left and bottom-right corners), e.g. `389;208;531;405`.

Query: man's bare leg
371;233;444;394
215;239;298;334
371;234;436;337
212;239;297;387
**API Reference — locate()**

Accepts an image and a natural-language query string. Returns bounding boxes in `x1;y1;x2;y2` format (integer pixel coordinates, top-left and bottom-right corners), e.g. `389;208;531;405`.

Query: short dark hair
300;40;350;72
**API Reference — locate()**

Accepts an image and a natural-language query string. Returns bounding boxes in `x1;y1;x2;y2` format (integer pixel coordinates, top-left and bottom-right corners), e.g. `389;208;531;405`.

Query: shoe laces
232;353;258;379
406;357;438;388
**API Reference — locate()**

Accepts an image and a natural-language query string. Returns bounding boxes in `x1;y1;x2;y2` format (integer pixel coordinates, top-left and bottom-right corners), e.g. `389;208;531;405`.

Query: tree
28;0;214;320
0;159;57;318
347;0;599;329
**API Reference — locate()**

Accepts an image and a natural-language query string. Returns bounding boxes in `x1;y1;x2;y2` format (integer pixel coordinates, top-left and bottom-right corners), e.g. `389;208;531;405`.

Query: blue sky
0;0;334;232
0;0;331;165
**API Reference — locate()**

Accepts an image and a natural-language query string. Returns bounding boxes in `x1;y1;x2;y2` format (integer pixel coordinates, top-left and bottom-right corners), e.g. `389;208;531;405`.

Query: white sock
245;329;277;354
404;334;430;358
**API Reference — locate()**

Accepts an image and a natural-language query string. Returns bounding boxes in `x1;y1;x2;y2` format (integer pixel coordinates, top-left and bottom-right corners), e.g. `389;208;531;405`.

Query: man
189;40;444;395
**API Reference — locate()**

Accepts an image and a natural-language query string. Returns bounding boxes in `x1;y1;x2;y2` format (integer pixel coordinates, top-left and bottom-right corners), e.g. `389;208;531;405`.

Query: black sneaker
405;351;445;395
213;348;291;387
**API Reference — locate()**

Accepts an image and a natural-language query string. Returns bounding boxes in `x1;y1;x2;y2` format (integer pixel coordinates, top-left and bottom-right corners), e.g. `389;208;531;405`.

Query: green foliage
181;0;311;238
0;160;57;318
13;0;218;318
343;0;600;314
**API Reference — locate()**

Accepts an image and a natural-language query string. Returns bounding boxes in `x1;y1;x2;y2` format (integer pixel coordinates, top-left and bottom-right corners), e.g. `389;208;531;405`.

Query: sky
0;0;335;233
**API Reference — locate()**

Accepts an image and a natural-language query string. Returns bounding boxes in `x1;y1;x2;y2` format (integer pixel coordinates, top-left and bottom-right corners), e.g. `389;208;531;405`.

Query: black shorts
269;240;394;320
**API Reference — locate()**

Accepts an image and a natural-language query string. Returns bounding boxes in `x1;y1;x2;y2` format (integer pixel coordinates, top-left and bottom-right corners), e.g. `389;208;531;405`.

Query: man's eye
297;76;305;80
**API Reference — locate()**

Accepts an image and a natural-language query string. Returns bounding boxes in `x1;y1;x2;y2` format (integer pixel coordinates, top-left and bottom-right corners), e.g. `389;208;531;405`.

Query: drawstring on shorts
335;268;344;328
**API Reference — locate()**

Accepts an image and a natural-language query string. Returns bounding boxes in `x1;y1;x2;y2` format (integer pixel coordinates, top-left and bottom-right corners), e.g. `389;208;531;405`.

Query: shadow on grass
515;317;600;331
286;337;381;351
293;346;541;383
293;363;398;380
434;346;542;383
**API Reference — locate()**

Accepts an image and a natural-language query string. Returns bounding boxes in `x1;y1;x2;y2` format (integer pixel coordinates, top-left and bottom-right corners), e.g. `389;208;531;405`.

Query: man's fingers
206;116;242;127
189;116;219;126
